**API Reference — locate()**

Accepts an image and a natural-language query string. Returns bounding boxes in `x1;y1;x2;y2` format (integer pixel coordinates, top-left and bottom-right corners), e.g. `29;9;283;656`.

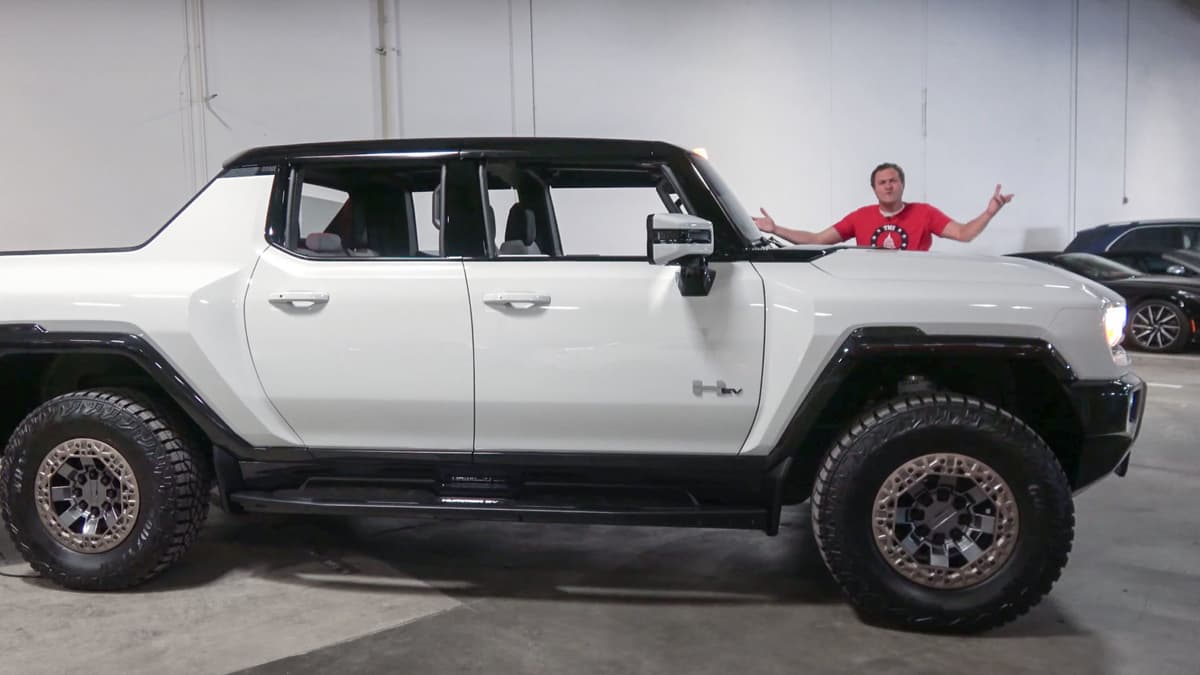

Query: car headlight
1104;304;1127;348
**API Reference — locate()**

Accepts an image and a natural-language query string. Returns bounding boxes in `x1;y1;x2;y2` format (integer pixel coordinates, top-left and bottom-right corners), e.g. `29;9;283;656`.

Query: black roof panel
224;137;691;168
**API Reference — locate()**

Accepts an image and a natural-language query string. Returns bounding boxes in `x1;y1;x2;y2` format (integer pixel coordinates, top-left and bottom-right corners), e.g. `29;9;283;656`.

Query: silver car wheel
1131;302;1182;351
873;453;1020;590
35;438;140;553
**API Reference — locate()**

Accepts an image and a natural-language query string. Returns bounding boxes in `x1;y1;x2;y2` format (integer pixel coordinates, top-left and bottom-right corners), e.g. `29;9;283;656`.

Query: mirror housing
647;213;714;264
646;213;716;296
1166;264;1186;276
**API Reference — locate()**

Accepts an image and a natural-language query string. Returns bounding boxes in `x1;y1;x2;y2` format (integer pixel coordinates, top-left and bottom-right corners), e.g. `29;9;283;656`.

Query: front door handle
483;292;551;308
269;291;330;308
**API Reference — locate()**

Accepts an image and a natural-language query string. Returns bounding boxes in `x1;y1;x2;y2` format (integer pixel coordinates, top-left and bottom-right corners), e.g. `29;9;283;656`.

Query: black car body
1010;251;1200;352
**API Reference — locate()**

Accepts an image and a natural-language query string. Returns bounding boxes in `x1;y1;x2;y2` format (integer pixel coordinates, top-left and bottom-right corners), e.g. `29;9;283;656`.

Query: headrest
505;204;536;245
305;232;343;252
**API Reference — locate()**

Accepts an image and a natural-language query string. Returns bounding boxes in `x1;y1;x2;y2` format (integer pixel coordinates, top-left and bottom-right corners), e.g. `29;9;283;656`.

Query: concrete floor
1;352;1197;675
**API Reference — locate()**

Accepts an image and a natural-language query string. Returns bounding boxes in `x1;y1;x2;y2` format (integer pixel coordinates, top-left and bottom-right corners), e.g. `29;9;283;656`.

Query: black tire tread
1;390;210;590
811;392;1074;632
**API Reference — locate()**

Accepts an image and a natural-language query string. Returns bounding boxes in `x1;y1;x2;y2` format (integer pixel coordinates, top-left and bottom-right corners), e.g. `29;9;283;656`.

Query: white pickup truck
0;138;1144;632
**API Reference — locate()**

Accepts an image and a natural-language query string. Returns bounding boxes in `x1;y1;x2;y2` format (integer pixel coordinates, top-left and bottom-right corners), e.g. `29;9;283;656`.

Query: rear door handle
483;292;551;308
268;291;330;307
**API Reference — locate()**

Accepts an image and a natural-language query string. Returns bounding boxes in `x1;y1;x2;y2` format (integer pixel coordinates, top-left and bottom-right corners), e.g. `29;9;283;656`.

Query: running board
229;489;768;530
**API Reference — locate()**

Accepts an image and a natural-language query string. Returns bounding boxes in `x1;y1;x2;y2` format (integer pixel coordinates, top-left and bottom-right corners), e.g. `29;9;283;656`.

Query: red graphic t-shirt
832;203;951;251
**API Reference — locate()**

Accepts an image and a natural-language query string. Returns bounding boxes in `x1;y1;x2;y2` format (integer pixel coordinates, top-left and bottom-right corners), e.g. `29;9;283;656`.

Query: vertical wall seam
529;0;538;136
1121;0;1131;205
1069;0;1079;235
921;0;929;202
393;0;405;137
376;0;392;138
508;0;517;135
195;0;211;175
827;0;834;221
180;0;197;191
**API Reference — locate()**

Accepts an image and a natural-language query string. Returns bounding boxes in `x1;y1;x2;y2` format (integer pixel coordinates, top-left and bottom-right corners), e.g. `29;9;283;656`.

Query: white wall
3;0;1198;254
0;0;192;250
198;0;379;169
1075;0;1200;234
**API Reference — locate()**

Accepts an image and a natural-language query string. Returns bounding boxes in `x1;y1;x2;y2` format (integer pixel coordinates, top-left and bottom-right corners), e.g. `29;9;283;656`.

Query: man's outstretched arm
941;184;1014;242
752;208;843;245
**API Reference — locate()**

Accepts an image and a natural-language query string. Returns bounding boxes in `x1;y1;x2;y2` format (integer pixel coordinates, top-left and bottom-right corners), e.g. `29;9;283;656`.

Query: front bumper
1067;372;1146;491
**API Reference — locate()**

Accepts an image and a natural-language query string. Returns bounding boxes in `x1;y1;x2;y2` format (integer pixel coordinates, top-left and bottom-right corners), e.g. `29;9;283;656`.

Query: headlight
1104;304;1127;348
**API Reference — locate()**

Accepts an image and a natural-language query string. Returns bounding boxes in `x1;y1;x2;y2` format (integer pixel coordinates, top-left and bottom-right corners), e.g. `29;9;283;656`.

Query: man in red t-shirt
752;163;1013;250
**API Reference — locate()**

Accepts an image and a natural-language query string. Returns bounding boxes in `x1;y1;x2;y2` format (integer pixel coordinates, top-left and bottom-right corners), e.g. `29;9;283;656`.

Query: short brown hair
871;163;905;186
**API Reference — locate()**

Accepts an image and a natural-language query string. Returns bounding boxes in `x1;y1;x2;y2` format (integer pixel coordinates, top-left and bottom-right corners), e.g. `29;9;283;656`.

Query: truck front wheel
811;393;1074;632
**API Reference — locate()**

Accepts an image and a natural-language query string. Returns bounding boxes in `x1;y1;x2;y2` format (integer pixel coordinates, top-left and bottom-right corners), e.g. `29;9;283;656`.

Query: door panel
465;260;765;454
245;246;474;450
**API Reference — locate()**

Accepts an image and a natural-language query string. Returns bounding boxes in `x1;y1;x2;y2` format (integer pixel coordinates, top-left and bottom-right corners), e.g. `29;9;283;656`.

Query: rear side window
277;163;448;259
1109;226;1182;252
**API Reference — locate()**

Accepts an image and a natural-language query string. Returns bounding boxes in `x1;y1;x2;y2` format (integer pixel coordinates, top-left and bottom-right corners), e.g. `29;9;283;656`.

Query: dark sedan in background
1009;251;1200;353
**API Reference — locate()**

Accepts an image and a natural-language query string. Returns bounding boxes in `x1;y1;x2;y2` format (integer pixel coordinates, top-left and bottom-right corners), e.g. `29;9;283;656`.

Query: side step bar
229;491;768;531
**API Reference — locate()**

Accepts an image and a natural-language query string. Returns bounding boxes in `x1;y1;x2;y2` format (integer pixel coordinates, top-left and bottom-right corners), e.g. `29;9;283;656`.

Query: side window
283;163;447;258
482;162;689;258
1138;255;1174;275
550;184;680;257
1181;227;1200;251
1110;226;1181;252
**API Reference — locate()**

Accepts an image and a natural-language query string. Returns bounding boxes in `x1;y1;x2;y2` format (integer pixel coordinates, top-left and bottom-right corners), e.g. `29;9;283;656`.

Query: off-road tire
1;390;210;589
811;393;1074;632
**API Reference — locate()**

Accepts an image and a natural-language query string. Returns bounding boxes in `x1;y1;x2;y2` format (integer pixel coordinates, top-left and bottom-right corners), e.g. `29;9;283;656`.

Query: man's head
870;162;905;207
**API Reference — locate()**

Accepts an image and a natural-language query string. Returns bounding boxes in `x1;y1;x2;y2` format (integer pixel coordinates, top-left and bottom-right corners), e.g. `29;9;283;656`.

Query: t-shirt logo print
870;224;909;250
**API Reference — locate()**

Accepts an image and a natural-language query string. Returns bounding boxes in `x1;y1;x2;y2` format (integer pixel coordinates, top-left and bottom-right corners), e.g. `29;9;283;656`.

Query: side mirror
1166;264;1187;276
646;213;716;296
647;213;714;264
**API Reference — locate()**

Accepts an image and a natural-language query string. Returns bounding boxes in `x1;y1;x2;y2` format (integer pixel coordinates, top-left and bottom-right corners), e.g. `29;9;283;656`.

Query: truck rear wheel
811;393;1074;632
1;390;209;590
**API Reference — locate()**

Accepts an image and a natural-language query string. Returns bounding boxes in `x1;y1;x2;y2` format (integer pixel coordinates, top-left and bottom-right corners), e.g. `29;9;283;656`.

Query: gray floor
1;352;1197;674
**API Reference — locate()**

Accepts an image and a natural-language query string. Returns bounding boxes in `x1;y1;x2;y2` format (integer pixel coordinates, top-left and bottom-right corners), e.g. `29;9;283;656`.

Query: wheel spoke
973;514;997;534
956;539;984;563
49;486;73;502
57;505;84;529
81;513;100;536
929;543;950;569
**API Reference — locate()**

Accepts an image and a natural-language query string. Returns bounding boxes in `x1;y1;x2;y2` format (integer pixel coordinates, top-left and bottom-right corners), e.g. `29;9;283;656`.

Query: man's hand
753;207;778;234
987;184;1014;216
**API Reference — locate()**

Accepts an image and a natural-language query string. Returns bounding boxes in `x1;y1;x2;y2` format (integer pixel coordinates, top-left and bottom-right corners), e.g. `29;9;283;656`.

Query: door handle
268;291;330;307
483;292;551;308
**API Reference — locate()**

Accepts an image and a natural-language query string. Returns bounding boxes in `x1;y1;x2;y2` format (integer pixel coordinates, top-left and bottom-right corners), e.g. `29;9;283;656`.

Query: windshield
1057;253;1143;281
690;154;767;246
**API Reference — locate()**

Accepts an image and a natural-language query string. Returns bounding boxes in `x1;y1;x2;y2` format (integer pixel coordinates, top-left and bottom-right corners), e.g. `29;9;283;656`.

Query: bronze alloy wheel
35;438;141;554
872;453;1019;589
